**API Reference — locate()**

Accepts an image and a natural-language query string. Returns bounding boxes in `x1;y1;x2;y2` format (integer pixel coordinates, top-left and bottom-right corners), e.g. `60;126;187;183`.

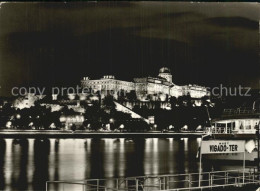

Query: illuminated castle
81;67;209;101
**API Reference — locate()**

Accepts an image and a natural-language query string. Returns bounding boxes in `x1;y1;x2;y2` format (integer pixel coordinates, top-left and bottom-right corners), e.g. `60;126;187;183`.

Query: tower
158;67;173;83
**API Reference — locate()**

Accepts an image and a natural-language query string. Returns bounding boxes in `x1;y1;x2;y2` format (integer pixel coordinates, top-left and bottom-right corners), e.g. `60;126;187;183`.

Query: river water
0;138;249;191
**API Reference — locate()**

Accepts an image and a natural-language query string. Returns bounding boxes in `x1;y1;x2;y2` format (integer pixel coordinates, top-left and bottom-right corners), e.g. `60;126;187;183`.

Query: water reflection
33;139;50;190
48;139;60;191
15;139;29;190
144;138;159;175
0;139;6;190
0;138;247;191
84;139;91;178
117;139;126;177
168;138;174;174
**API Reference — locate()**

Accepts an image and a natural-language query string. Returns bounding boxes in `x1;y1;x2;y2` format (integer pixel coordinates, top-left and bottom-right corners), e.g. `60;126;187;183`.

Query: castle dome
158;67;172;83
159;67;171;74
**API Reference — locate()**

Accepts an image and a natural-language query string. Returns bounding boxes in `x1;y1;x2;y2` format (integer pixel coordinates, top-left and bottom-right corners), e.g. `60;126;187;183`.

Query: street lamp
109;118;114;124
16;114;21;119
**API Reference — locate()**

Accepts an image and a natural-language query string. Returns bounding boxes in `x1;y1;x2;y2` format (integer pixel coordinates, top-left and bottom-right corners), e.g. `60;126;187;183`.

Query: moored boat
206;107;260;139
201;106;260;161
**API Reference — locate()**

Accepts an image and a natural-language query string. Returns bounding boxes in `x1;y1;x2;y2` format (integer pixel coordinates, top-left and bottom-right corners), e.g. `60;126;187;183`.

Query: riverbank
0;130;203;138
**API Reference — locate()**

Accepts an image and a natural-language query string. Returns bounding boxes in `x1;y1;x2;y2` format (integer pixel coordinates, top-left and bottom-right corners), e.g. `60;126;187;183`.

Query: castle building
133;77;172;101
81;75;135;99
81;67;209;101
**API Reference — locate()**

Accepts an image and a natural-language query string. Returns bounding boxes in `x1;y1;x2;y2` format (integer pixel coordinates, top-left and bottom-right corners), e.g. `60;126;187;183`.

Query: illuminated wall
81;68;209;101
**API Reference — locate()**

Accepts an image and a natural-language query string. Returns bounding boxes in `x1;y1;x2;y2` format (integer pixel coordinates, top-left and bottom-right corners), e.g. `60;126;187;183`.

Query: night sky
0;2;259;96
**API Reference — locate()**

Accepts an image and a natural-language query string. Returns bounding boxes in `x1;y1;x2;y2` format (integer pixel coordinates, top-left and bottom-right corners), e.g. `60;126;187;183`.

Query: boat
201;104;260;161
206;107;260;139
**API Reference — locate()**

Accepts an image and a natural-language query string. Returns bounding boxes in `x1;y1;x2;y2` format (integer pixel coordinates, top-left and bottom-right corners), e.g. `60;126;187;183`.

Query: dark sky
0;2;259;96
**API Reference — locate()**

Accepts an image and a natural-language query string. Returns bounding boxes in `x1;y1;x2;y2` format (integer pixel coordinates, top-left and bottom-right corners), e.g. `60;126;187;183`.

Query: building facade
81;67;209;101
81;75;135;99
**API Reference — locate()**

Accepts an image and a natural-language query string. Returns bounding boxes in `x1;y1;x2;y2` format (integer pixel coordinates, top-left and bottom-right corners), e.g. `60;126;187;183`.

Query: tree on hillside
170;96;177;108
103;95;116;111
126;90;137;102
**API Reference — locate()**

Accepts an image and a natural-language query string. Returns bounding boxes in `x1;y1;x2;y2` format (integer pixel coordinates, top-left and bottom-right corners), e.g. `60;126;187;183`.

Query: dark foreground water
0;138;249;191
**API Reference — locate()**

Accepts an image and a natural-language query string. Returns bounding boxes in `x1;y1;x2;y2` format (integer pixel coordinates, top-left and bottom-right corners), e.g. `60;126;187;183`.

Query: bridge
46;169;260;191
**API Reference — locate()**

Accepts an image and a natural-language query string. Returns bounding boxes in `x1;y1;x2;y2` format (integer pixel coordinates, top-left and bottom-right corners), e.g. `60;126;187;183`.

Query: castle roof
159;67;171;73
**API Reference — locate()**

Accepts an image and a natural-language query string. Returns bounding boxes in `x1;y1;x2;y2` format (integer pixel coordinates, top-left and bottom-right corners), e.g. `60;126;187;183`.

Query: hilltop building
81;67;209;101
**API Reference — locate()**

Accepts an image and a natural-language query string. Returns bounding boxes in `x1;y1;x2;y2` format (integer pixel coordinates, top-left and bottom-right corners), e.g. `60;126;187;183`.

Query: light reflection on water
0;138;247;191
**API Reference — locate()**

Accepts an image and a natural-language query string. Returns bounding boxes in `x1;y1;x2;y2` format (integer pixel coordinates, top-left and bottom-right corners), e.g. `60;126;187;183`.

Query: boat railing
210;127;233;134
46;168;260;191
207;127;257;134
223;108;260;116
